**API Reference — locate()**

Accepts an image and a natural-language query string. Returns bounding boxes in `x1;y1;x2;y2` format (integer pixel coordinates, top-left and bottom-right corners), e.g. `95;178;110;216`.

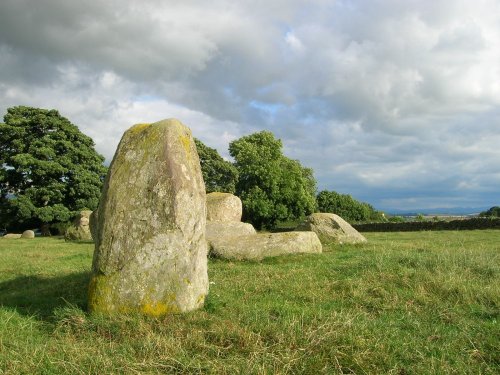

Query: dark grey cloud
1;0;499;211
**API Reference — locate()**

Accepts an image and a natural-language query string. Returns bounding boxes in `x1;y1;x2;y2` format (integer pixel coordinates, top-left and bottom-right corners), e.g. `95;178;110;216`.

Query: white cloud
1;0;499;211
285;31;304;52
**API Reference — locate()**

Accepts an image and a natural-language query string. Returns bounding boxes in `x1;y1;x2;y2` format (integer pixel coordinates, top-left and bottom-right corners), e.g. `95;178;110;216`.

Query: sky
1;0;499;212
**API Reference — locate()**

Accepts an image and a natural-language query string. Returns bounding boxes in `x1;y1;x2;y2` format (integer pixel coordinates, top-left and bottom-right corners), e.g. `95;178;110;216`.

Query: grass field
0;230;499;374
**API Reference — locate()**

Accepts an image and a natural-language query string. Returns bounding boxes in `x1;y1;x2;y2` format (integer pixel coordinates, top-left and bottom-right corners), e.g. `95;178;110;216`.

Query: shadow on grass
0;272;91;320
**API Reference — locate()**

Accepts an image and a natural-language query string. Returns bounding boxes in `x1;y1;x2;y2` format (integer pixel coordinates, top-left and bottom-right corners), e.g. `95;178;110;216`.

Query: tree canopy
479;206;500;217
316;190;385;223
0;106;107;231
229;131;316;229
194;138;238;194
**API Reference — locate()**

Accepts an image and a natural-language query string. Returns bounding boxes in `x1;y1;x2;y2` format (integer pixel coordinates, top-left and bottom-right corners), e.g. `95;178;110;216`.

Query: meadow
0;230;498;374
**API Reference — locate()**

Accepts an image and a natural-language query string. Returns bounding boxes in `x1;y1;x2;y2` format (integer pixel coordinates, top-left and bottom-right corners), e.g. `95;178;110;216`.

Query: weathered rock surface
2;233;22;239
210;231;322;261
88;119;208;316
206;192;242;222
206;221;256;253
65;210;93;241
21;230;35;239
296;213;367;244
89;210;98;240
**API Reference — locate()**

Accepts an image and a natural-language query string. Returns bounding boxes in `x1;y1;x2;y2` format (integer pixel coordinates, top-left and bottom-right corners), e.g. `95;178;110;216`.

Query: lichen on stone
88;118;208;317
129;123;151;133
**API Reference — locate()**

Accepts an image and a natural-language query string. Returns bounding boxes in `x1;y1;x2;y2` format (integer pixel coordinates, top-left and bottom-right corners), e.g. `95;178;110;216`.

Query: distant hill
385;207;489;216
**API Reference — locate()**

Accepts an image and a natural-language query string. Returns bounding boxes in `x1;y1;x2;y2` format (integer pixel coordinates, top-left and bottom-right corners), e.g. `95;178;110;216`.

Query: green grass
0;231;499;374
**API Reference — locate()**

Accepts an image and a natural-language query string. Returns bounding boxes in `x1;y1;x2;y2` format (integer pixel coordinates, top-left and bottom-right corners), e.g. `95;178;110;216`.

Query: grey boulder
210;231;322;261
296;213;367;244
206;192;242;222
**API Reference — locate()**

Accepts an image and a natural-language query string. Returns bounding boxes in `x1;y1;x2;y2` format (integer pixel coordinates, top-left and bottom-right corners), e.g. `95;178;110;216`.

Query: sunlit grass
0;231;499;374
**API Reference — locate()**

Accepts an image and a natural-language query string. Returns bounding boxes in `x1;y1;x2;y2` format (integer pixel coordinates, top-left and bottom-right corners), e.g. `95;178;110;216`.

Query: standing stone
88;119;208;316
21;230;35;239
296;213;367;244
89;210;98;240
65;210;93;241
206;192;242;222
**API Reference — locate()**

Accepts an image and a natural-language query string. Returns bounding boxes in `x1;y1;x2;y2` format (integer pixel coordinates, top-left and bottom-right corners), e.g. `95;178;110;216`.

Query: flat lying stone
206;221;256;240
296;213;367;244
2;233;22;239
210;231;322;261
206;221;256;254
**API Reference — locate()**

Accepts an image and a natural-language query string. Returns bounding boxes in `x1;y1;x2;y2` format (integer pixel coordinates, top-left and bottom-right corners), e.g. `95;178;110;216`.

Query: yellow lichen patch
179;133;192;156
197;294;206;305
87;274;115;314
208;192;230;197
207;192;232;202
129;123;151;133
141;301;170;317
140;294;179;317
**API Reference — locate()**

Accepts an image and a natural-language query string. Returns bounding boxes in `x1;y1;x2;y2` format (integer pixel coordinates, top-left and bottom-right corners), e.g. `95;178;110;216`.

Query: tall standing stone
88;119;208;316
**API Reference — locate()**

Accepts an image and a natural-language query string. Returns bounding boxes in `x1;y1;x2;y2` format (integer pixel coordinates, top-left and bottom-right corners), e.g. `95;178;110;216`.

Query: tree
194;138;238;194
479;206;500;217
316;190;385;223
0;106;107;233
229;131;316;229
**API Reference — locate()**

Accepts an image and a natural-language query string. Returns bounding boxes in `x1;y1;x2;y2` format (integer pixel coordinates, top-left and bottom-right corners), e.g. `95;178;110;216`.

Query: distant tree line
316;190;385;223
479;206;500;218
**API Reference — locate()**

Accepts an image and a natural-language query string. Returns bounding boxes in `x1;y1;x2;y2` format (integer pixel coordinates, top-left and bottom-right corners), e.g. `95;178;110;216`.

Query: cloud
1;0;499;211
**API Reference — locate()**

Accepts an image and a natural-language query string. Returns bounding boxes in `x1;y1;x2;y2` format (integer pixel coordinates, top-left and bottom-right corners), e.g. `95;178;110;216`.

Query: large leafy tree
316;190;385;223
229;131;316;229
0;106;107;232
194;138;238;194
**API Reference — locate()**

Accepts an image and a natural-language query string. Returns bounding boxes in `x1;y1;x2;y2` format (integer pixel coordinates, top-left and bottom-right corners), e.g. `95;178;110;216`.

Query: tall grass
0;231;499;374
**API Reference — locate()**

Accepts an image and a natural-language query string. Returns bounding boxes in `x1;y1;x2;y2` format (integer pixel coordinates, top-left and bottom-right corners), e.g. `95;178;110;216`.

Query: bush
50;221;72;236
